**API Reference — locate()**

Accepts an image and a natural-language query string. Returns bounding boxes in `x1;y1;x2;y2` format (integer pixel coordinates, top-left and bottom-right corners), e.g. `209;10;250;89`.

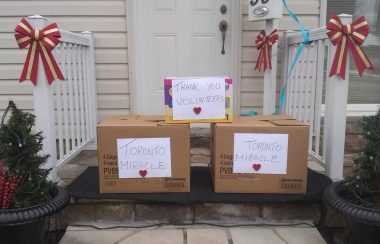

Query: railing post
81;31;97;144
280;30;294;115
28;15;58;181
324;14;353;181
263;19;279;115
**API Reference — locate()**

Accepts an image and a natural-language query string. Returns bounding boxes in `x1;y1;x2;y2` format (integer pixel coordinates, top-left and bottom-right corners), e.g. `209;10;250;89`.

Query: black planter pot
0;185;70;244
323;181;380;244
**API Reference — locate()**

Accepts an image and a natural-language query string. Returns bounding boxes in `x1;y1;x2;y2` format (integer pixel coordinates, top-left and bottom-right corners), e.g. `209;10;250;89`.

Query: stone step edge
49;201;322;231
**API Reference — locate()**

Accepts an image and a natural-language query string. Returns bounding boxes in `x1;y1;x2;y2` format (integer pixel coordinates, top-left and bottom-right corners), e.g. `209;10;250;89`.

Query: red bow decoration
327;15;374;79
14;18;64;85
255;29;279;72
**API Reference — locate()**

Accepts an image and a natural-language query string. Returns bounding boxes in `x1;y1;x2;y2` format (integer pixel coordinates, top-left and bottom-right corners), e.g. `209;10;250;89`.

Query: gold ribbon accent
26;42;37;80
354;21;368;29
44;28;59;35
336;36;346;74
39;42;58;80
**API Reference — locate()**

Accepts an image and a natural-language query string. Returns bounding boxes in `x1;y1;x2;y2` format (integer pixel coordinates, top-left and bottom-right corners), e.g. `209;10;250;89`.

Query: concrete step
59;224;326;244
51;200;322;233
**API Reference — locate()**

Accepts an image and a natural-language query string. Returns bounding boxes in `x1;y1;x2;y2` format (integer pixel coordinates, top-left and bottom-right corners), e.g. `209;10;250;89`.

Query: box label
233;133;288;174
117;138;172;178
102;154;119;179
162;178;186;190
279;178;303;190
217;153;257;179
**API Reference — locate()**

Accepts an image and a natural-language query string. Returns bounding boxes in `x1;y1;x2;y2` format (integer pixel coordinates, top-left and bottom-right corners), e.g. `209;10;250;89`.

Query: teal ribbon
281;0;308;44
240;111;258;116
273;0;310;115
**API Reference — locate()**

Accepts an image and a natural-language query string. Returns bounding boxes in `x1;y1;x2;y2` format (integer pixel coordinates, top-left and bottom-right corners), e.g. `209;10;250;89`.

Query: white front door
130;0;237;115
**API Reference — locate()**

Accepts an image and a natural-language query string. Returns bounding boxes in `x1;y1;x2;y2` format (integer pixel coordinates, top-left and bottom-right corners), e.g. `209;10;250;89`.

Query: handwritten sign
117;138;171;178
233;133;288;174
171;77;225;120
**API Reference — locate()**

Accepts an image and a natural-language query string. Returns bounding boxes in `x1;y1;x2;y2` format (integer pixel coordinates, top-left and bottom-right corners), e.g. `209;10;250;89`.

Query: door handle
219;20;228;55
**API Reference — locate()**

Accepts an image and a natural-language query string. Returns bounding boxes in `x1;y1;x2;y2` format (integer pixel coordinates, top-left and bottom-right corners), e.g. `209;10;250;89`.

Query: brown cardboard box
211;115;309;193
97;115;190;193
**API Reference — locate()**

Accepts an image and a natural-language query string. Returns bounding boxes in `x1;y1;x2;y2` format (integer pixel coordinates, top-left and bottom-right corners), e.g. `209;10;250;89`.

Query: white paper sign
117;138;171;178
171;77;226;120
233;133;289;174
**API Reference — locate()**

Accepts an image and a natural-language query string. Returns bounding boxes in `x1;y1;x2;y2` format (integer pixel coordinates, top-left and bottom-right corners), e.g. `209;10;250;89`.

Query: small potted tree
323;110;380;244
0;101;69;244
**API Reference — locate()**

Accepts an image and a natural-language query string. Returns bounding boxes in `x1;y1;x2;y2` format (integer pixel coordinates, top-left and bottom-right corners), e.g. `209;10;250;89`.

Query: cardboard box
164;77;233;123
211;115;309;193
97;115;190;193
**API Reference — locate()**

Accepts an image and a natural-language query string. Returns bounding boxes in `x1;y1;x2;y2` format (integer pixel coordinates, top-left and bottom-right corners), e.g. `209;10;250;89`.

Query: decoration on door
327;15;374;79
14;18;64;85
255;29;278;72
117;138;172;178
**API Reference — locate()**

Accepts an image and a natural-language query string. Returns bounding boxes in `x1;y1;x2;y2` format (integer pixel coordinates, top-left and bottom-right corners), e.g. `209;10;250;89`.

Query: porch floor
65;166;330;203
60;224;326;244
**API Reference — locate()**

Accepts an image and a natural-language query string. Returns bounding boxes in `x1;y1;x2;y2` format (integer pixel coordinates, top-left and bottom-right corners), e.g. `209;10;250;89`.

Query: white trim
128;0;240;114
60;30;91;46
319;0;327;27
232;0;242;113
126;0;139;114
56;139;95;168
287;27;327;45
321;104;380;117
84;143;98;151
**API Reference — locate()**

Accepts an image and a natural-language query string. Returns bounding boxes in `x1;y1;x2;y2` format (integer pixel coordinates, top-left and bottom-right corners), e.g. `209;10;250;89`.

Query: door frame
126;0;241;114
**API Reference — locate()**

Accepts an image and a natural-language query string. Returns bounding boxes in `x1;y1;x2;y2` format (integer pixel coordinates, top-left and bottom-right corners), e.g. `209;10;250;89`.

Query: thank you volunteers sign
171;77;226;120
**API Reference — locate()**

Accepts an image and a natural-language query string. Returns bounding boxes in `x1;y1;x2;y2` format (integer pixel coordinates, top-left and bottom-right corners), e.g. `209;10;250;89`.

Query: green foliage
344;110;380;208
0;101;52;208
13;167;53;208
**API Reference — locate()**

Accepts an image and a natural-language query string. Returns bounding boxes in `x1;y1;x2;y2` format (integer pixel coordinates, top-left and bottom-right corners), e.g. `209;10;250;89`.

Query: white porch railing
280;14;353;181
28;16;97;181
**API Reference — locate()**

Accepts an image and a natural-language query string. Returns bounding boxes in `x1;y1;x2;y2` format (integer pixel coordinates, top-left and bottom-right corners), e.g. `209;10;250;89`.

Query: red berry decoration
0;101;51;209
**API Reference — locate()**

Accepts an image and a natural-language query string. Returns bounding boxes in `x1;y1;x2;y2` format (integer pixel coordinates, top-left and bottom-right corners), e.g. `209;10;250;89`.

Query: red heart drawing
193;107;202;115
139;169;148;177
252;163;261;171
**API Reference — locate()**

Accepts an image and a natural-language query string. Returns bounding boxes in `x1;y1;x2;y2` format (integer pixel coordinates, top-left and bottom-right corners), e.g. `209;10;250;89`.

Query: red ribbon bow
327;15;374;79
14;18;64;85
255;29;279;72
